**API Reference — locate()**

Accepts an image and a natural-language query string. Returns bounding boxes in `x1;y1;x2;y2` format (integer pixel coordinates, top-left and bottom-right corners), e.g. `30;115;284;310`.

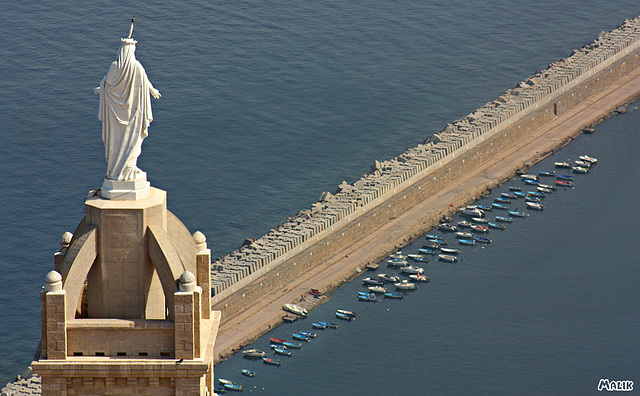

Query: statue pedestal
101;172;150;200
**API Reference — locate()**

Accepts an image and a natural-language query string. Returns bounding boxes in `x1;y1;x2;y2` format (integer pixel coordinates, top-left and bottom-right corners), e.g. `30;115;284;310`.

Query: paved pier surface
213;62;640;362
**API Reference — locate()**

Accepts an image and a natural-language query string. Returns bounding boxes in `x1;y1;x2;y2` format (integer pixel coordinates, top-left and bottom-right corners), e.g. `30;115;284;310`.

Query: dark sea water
0;1;638;393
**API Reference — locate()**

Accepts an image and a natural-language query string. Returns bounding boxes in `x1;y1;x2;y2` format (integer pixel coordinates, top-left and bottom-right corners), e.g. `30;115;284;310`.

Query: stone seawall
210;17;640;320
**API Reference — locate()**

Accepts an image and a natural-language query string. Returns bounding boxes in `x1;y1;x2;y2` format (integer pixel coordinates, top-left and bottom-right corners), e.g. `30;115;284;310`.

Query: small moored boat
357;293;377;302
579;155;597;164
336;311;354;321
556;174;574;180
526;202;544;210
418;248;437;255
384;292;404;299
377;273;400;283
273;346;291;356
438;223;457;232
456;231;474;239
219;379;237;385
501;192;517;199
367;285;388;293
457;220;473;228
440;247;459;255
409;274;430;282
521;174;538;181
492;203;508;210
554;162;571;168
242;348;267;358
400;265;424;275
495;216;512;223
242;369;255;377
509;186;522;191
458;239;476;246
386;259;408;267
538;171;555;177
263;358;281;366
471;225;489;233
473;236;492;244
513;191;527;198
556;180;573;187
572;166;589;173
527;191;545;197
494;197;511;203
509;211;528;217
407;254;429;262
312;322;327;329
283;341;302;348
362;277;384;285
318;322;338;329
487;222;505;230
269;338;286;345
438;254;458;262
224;383;243;392
292;333;311;342
395;280;417;290
477;204;493;211
524;179;539;186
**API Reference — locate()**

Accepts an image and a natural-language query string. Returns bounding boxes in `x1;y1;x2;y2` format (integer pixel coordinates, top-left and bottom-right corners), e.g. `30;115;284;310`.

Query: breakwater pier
210;16;640;361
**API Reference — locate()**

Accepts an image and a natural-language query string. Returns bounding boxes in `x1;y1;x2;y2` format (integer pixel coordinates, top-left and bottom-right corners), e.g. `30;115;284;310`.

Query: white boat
520;174;538;181
574;160;591;167
438;254;458;262
554;162;571;168
409;274;430;282
579;155;597;164
440;247;459;255
283;303;308;317
526;202;544;210
472;217;488;223
572;166;589;173
457;221;473;228
367;285;388;293
389;251;406;260
400;265;424;274
461;207;484;217
242;348;267;358
456;231;474;239
387;258;408;267
537;187;552;194
394;280;417;290
377;273;400;283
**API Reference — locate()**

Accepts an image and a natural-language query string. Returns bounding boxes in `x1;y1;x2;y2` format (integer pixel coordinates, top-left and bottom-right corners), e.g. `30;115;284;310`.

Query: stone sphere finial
59;231;73;252
44;270;63;292
193;231;207;252
179;271;196;292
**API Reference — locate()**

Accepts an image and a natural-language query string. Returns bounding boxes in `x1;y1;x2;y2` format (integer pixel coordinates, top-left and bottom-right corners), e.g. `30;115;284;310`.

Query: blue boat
408;254;429;262
513;191;527;198
312;322;327;329
384;292;404;299
556;174;574;180
494;197;511;203
214;386;226;394
291;333;310;342
428;238;448;245
474;236;492;244
282;341;302;349
242;369;255;377
336;311;354;320
491;203;508;210
509;186;522;191
418;248;437;255
224;383;243;392
358;291;374;296
539;170;555;177
458;239;476;245
273;346;291;356
524;179;539;185
318;321;338;329
495;216;513;223
508;211;528;217
358;294;377;302
425;234;444;240
527;191;545;197
487;222;505;230
477;204;492;211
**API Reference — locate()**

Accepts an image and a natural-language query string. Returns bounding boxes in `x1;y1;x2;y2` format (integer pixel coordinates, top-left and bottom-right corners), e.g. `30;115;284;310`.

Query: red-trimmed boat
269;338;286;345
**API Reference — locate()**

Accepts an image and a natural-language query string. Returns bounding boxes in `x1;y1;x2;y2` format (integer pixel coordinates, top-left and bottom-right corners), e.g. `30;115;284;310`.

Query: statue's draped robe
99;40;157;181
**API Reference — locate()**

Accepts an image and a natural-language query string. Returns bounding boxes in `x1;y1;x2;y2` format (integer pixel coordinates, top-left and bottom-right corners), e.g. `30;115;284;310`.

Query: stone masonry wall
211;16;640;320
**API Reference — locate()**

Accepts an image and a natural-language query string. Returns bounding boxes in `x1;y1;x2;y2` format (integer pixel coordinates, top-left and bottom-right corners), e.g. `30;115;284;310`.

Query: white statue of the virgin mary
97;27;160;186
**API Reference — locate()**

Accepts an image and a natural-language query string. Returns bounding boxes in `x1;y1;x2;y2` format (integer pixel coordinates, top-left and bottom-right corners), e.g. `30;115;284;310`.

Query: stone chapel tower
31;22;220;396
